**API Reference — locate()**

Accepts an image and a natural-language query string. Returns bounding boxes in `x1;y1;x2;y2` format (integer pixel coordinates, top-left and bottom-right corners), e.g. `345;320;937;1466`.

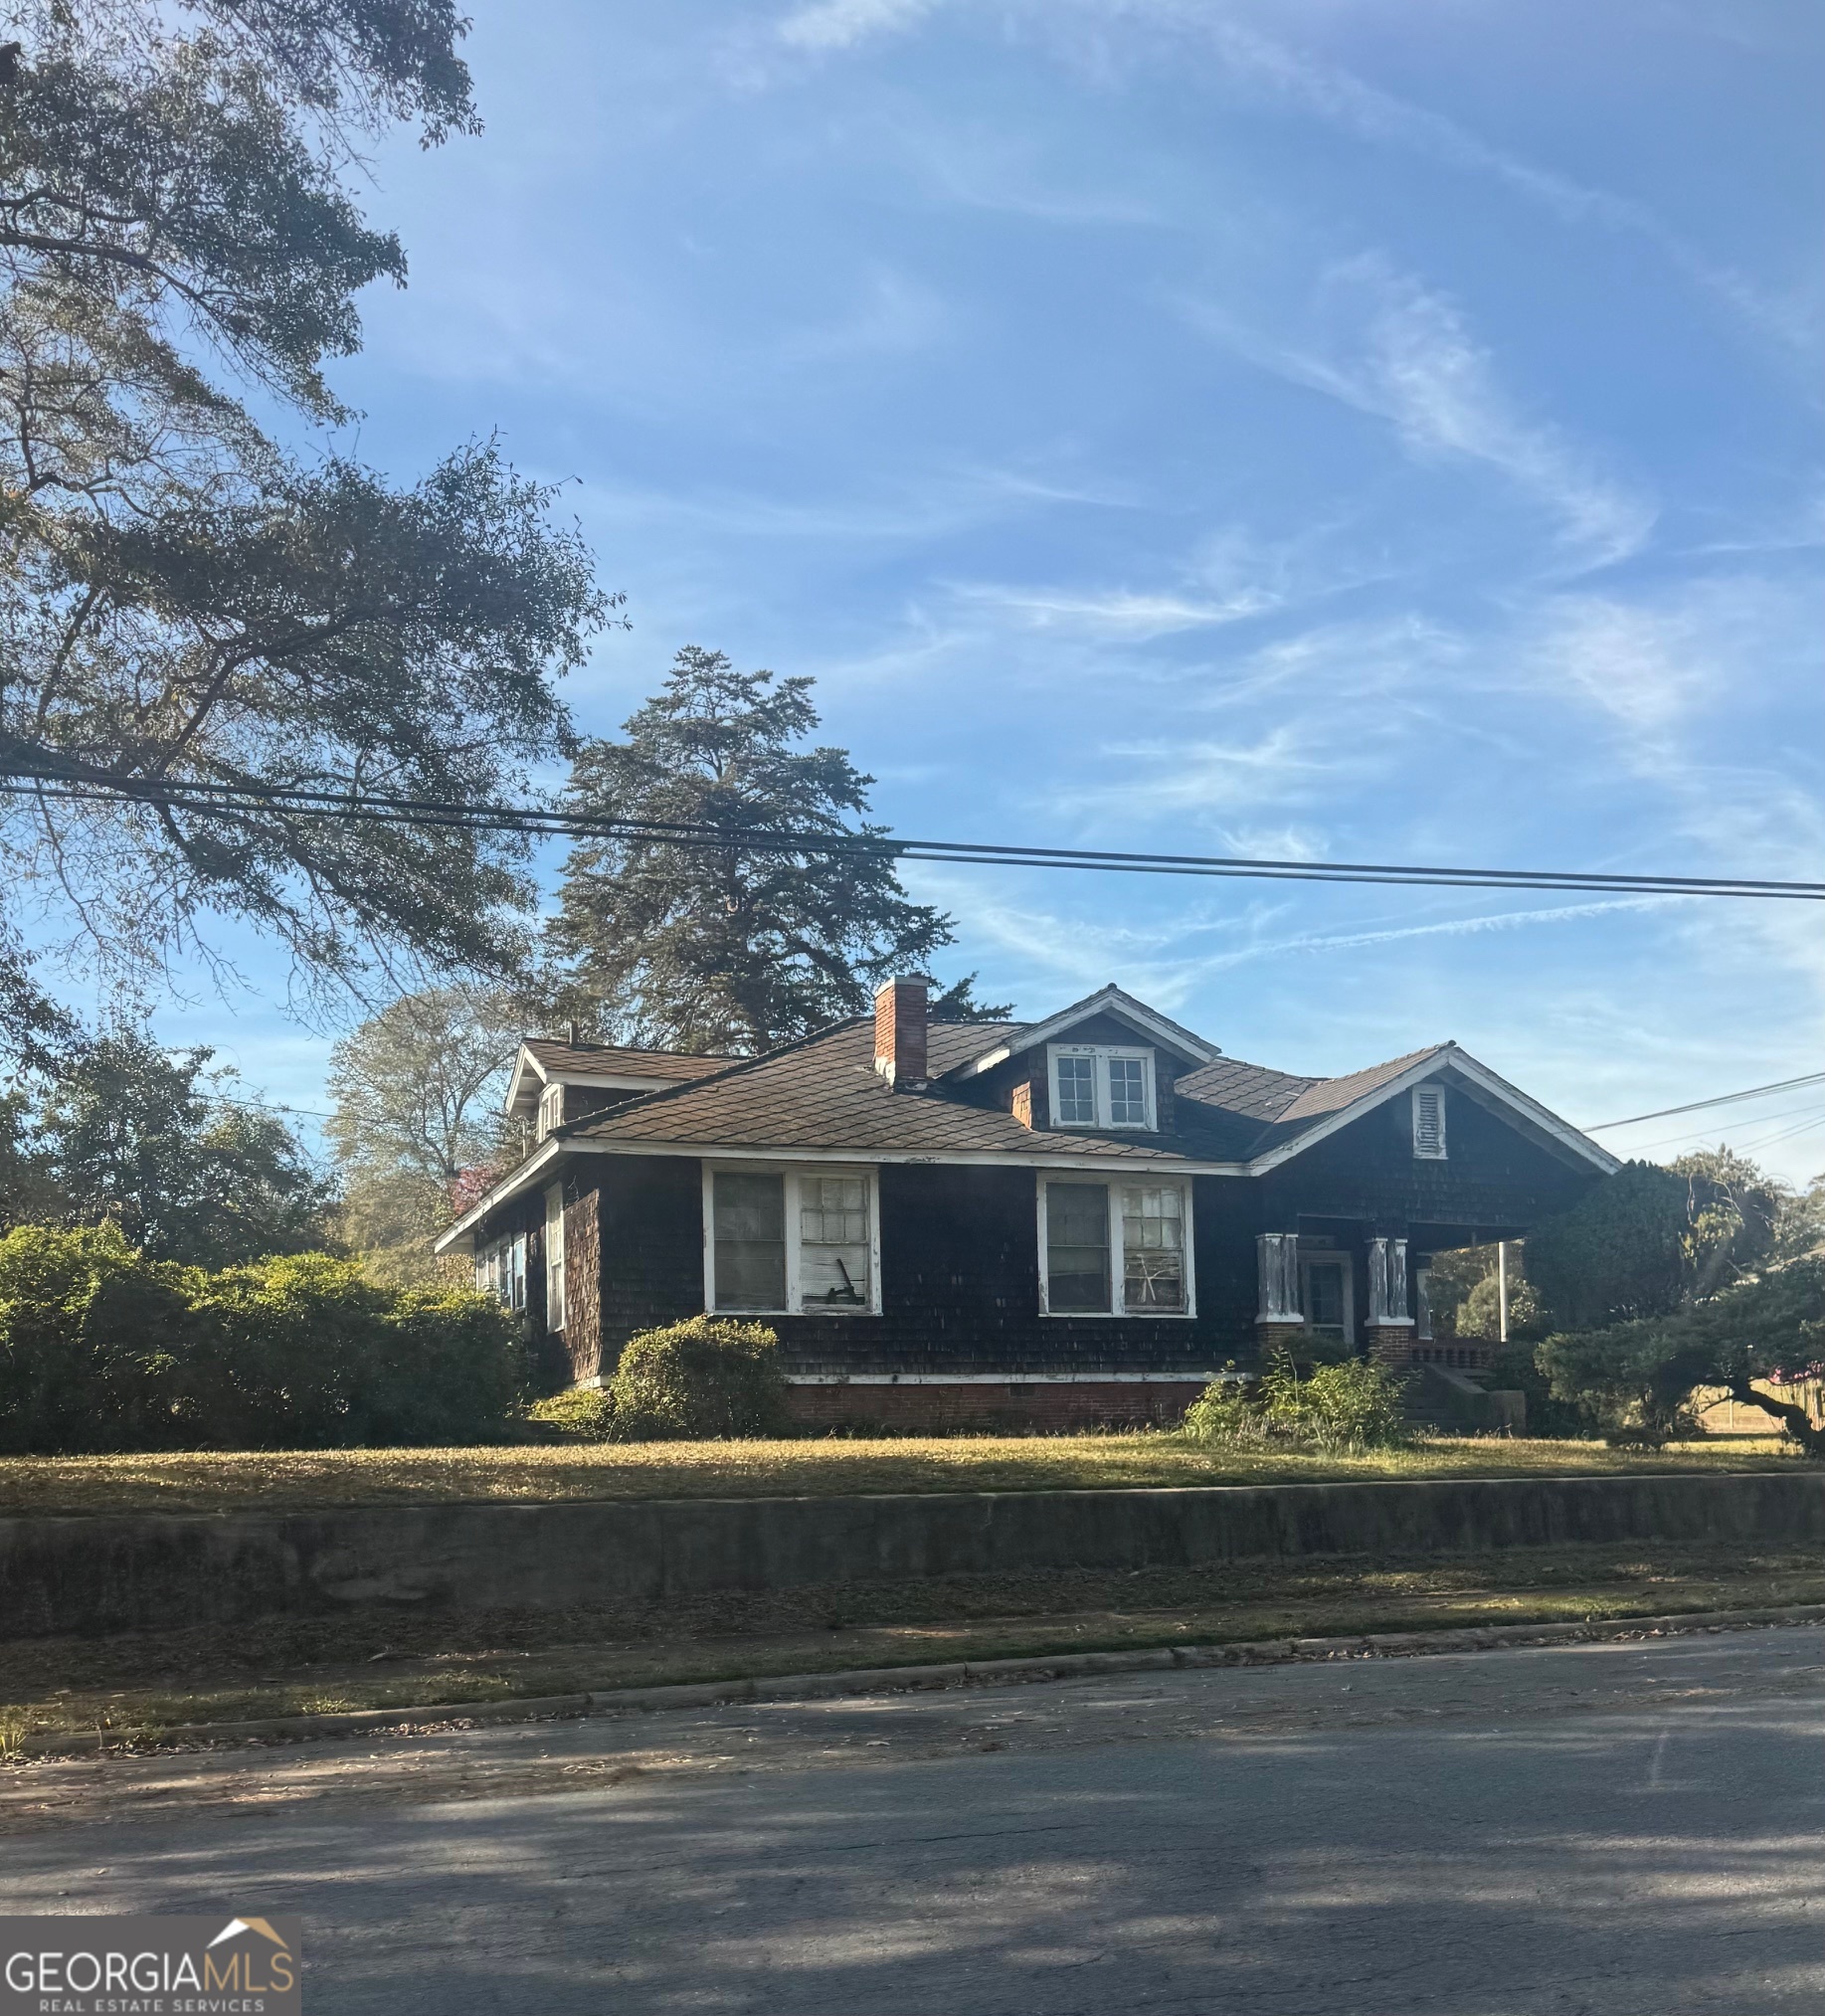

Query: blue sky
130;0;1825;1174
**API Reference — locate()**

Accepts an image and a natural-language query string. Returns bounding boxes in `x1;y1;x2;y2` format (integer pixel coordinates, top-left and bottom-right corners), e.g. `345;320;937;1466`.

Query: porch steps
1403;1362;1526;1435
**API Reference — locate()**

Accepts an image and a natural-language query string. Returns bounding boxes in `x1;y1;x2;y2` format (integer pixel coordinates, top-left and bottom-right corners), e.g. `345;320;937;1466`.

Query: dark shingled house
437;981;1617;1430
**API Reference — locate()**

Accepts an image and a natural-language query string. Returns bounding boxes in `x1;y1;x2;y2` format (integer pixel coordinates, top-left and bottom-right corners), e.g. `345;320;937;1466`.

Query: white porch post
1255;1233;1304;1350
1367;1235;1414;1367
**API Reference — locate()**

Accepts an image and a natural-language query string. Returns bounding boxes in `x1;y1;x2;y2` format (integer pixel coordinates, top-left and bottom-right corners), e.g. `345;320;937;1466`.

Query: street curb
15;1601;1825;1760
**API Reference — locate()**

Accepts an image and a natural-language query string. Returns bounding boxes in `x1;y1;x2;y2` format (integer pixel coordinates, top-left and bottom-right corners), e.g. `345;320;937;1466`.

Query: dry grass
5;1540;1819;1742
0;1431;1800;1517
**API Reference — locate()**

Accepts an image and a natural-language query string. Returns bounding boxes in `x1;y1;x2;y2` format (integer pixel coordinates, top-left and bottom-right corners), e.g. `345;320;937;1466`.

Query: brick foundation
1368;1323;1416;1370
1255;1321;1307;1358
785;1380;1210;1434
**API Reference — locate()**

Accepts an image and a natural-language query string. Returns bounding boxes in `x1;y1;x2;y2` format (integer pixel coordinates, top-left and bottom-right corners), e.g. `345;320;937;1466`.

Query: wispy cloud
777;0;938;53
945;581;1276;640
767;0;1810;354
1200;894;1690;971
1186;257;1656;571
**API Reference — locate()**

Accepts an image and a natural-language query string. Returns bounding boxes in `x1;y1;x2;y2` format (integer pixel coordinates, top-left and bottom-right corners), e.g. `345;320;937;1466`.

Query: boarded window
1046;1183;1111;1312
1412;1084;1447;1160
800;1175;870;1310
1121;1186;1186;1310
713;1172;787;1311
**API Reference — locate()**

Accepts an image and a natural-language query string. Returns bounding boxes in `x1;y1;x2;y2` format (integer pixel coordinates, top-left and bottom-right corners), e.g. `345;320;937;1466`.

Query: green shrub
1181;1370;1271;1445
608;1315;789;1440
0;1228;526;1451
1183;1351;1408;1453
525;1385;618;1442
0;1222;193;1454
1265;1354;1408;1450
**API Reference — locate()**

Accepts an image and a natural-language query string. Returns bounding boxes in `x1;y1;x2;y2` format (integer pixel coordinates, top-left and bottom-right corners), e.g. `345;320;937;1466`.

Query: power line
8;765;1825;903
1587;1070;1825;1132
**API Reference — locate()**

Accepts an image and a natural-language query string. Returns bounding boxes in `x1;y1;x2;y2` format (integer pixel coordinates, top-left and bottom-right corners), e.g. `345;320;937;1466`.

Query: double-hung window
1046;1045;1157;1130
475;1230;527;1312
706;1168;879;1315
1038;1178;1192;1316
544;1185;566;1332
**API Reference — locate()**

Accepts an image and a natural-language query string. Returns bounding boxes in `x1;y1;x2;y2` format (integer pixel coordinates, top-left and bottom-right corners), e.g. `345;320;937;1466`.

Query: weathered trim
951;984;1217;1079
1249;1045;1619;1179
432;1137;562;1252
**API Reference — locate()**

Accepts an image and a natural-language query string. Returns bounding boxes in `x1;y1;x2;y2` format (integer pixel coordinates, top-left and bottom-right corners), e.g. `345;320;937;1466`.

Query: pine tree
551;647;1007;1053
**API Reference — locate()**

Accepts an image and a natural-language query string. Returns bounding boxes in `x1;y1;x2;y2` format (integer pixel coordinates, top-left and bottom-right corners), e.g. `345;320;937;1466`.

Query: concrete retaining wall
5;1469;1822;1639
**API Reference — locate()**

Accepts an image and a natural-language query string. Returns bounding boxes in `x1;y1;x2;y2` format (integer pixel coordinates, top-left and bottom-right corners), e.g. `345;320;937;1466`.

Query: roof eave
951;986;1217;1079
1243;1045;1621;1178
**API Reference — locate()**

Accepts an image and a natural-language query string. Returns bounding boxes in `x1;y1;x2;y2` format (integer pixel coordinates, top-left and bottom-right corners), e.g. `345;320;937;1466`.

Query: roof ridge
557;1015;871;1129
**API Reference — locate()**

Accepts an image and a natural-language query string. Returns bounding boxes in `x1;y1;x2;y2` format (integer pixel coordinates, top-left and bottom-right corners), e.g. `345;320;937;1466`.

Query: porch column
1255;1232;1305;1357
1367;1235;1415;1368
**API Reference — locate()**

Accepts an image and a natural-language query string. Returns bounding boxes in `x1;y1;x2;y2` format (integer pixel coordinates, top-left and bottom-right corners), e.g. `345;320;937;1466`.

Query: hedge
0;1222;526;1452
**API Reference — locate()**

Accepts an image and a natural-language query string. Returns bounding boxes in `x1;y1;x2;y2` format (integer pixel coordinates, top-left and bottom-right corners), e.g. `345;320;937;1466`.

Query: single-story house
437;980;1618;1429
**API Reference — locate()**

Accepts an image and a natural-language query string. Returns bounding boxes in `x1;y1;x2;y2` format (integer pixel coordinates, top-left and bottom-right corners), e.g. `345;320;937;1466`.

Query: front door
1300;1253;1355;1348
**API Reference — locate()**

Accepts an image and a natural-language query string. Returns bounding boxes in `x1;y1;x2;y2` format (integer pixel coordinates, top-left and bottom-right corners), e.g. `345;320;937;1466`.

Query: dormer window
538;1082;564;1140
1047;1044;1157;1131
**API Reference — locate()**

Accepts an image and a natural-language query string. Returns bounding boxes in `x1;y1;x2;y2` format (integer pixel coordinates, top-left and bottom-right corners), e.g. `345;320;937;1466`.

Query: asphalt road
8;1627;1825;2013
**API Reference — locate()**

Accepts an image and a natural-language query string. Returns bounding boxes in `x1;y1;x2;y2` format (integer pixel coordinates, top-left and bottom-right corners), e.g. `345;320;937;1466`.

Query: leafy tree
34;1025;333;1264
1525;1158;1777;1334
1538;1256;1825;1456
552;647;1007;1053
325;983;516;1282
0;0;611;1050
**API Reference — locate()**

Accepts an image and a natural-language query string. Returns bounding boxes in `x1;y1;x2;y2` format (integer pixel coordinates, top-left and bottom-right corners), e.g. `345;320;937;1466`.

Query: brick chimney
874;977;928;1088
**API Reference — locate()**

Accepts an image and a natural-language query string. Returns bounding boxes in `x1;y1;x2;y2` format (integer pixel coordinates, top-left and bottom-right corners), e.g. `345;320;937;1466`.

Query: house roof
519;1038;734;1083
947;984;1218;1078
437;997;1616;1250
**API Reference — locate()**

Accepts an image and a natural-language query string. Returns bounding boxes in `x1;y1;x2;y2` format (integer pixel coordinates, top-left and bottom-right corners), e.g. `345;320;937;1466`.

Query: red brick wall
785;1380;1208;1433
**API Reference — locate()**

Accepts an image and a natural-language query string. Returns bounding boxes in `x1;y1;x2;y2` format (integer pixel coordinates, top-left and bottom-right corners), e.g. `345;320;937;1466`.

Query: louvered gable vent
1412;1083;1447;1160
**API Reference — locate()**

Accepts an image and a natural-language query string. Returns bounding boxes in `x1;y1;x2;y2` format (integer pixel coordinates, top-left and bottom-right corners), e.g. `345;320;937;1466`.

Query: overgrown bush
608;1315;789;1440
1183;1351;1408;1453
0;1225;526;1452
525;1385;618;1442
0;1222;192;1453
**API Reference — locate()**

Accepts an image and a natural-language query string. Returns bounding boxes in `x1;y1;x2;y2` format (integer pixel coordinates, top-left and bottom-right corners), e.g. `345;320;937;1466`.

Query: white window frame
1299;1250;1355;1345
1412;1083;1448;1160
701;1164;883;1318
1046;1043;1158;1131
537;1082;564;1141
475;1230;527;1312
544;1184;566;1333
1036;1175;1195;1319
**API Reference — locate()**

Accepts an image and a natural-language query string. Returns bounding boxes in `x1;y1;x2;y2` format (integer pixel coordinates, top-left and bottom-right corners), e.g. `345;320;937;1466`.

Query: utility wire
1586;1070;1825;1132
7;765;1825;902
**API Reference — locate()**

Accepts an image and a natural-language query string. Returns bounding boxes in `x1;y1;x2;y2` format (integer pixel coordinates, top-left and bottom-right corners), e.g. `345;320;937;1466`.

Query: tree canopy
551;647;1007;1053
13;1024;333;1265
325;983;516;1282
0;0;612;1055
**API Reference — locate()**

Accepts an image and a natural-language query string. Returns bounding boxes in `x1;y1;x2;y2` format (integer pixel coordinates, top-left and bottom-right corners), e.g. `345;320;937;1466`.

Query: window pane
714;1172;787;1310
1108;1056;1148;1126
1121;1186;1185;1310
1054;1053;1097;1126
1046;1183;1110;1312
801;1175;870;1311
1306;1262;1345;1330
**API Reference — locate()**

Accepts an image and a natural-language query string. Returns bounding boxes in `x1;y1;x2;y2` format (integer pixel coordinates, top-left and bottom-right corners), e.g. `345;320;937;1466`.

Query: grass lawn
3;1539;1820;1748
0;1432;1801;1517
